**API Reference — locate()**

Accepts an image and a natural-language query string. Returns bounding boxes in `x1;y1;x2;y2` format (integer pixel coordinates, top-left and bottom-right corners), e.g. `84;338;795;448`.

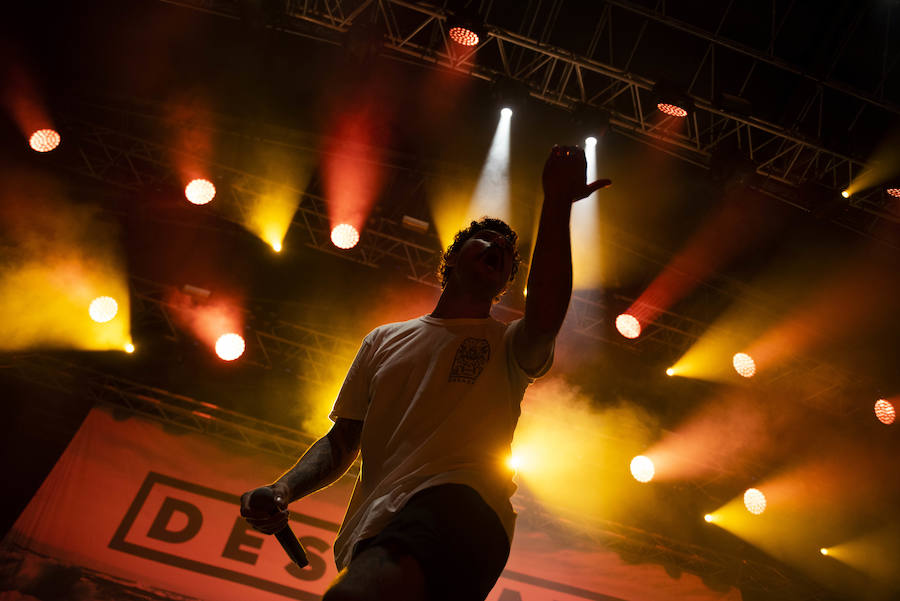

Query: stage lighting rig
652;81;694;118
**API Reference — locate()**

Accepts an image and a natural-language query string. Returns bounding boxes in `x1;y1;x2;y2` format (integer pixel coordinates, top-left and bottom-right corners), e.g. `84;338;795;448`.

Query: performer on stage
241;145;610;600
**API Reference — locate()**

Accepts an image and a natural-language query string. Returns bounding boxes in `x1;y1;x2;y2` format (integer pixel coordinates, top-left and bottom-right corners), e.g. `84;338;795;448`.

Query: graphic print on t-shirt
449;337;491;383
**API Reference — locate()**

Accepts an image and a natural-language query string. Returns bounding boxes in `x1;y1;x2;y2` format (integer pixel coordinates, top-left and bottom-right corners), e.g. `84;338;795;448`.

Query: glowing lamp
185;179;216;205
89;296;118;323
507;455;522;471
272;241;282;252
29;128;61;152
743;488;767;515
331;223;360;249
874;399;895;425
820;548;829;556
704;514;714;523
841;190;850;199
733;352;756;378
665;368;675;377
585;136;597;146
657;103;689;118
887;187;900;198
615;313;641;339
630;455;655;483
500;107;512;118
124;343;135;354
448;26;479;46
215;333;245;361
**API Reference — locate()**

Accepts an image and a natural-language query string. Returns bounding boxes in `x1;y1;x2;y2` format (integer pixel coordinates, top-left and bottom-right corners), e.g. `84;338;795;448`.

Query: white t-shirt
328;314;552;569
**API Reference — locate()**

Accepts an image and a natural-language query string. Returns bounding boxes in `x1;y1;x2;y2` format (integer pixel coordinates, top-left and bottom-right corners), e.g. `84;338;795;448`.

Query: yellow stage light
272;241;282;252
743;488;767;515
124;342;135;353
507;454;522;471
616;313;641;339
704;514;715;523
215;333;245;361
29;128;61;152
874;399;895;425
666;367;675;376
185;179;216;205
630;455;655;483
331;223;360;249
732;352;756;378
89;296;118;323
820;547;829;556
841;190;850;199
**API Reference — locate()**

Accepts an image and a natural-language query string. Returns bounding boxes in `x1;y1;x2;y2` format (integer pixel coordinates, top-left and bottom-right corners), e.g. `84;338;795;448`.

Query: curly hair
438;217;521;289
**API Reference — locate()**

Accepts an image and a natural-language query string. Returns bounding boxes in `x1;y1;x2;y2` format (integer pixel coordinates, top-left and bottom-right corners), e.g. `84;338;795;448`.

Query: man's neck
430;287;493;319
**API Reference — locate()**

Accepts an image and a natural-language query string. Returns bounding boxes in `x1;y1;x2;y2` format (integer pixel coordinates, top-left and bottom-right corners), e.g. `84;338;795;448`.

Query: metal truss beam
154;0;900;246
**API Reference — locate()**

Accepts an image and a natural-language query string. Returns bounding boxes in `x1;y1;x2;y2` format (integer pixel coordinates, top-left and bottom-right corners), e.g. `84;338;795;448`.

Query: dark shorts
351;484;511;601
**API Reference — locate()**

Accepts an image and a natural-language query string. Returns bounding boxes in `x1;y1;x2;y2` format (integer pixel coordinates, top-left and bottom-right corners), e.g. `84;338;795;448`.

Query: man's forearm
524;199;574;340
274;434;358;502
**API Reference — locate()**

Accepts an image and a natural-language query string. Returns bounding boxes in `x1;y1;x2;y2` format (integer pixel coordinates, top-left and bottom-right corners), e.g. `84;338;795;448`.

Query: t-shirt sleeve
504;318;554;383
329;333;376;422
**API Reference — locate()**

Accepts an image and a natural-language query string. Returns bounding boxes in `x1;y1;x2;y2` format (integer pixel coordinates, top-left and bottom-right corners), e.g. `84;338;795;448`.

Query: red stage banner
1;407;741;601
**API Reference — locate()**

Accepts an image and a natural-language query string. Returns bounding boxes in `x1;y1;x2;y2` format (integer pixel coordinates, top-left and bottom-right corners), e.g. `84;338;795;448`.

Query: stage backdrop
1;407;741;601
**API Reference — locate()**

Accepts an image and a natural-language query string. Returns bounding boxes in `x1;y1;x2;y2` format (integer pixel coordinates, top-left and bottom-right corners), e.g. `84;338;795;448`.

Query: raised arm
240;417;363;533
514;145;610;373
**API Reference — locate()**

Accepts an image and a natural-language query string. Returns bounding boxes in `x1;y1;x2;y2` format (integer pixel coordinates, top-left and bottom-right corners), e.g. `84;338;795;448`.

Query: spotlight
874;399;895;425
841;190;850;199
732;352;756;378
500;107;512;118
652;81;693;118
272;241;282;252
185;179;216;205
704;514;715;523
490;78;530;114
29;128;61;152
447;7;484;47
571;103;610;139
743;488;767;515
887;186;900;198
331;223;360;249
630;455;655;483
615;313;641;339
89;296;118;323
124;342;135;353
507;454;522;471
665;368;675;377
585;136;597;146
215;333;245;361
820;548;829;556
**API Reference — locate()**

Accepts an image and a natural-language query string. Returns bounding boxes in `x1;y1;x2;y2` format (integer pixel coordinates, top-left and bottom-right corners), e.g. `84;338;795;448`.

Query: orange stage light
185;179;216;205
215;333;245;361
29;128;60;152
874;399;895;425
331;223;360;249
732;352;756;378
448;26;479;46
657;103;688;118
886;187;900;198
615;313;641;339
89;296;118;323
743;488;767;515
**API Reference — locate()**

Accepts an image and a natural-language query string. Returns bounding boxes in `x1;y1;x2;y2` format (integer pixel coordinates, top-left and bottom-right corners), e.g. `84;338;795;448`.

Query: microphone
248;487;309;568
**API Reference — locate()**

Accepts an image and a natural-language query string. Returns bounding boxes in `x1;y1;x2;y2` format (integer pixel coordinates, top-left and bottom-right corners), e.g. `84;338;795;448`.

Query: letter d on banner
147;497;203;544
